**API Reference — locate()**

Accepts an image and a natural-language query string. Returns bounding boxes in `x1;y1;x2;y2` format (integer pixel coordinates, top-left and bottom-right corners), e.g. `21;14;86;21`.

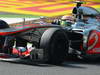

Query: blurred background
0;0;99;17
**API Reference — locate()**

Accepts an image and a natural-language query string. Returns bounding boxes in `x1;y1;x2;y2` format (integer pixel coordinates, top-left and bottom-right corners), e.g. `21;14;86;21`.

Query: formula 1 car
0;4;100;65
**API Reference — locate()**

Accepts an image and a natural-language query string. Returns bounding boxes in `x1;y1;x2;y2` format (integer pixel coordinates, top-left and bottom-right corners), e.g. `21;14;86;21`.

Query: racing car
0;1;100;65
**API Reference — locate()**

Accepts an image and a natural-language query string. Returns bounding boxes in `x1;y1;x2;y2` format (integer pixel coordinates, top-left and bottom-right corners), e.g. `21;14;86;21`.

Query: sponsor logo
88;32;98;50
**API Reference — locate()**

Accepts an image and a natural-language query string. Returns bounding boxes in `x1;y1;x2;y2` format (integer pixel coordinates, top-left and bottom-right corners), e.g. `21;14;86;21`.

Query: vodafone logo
88;32;98;50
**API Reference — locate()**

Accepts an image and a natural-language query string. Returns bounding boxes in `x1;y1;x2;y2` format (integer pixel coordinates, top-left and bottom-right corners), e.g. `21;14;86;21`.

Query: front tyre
40;28;69;64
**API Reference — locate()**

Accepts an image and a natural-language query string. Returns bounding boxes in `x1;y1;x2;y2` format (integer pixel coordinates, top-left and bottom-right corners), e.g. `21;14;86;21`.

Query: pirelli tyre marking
88;32;98;50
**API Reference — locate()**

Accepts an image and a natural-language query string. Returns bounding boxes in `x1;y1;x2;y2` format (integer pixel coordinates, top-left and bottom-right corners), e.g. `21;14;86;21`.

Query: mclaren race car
0;3;100;65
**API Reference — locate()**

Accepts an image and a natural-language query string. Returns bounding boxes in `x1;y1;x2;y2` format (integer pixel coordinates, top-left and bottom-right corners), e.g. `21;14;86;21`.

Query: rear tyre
40;28;69;65
0;20;9;29
0;20;10;53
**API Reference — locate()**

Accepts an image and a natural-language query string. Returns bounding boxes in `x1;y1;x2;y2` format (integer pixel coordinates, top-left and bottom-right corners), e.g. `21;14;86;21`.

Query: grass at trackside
0;14;41;18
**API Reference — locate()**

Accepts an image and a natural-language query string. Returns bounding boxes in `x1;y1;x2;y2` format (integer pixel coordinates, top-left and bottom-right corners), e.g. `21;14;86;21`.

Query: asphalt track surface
0;58;100;75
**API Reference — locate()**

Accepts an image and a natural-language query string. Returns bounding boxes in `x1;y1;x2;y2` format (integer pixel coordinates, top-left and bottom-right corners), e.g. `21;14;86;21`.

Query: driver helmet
61;15;75;27
61;15;75;23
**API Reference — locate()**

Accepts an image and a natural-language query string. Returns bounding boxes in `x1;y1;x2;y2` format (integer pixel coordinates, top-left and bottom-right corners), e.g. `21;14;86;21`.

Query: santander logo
88;32;98;50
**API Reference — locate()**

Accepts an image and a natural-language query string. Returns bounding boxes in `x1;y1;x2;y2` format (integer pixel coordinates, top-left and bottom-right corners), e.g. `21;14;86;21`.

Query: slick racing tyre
0;20;9;29
40;28;69;65
0;20;10;53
